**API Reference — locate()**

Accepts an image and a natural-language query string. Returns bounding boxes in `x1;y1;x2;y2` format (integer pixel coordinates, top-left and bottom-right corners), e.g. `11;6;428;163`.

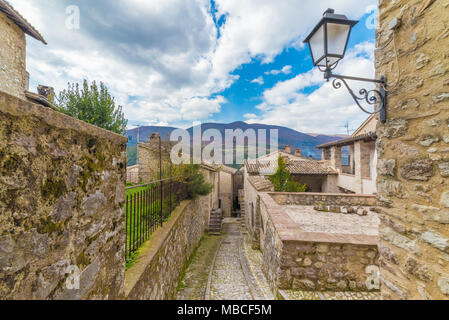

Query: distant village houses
243;146;339;193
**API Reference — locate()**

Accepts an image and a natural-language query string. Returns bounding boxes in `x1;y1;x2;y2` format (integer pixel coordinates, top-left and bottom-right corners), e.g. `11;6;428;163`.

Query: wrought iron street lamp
304;8;387;123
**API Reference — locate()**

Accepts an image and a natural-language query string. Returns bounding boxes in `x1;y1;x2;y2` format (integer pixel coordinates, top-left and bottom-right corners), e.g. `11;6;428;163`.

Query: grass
177;236;206;292
125;184;152;197
175;233;223;299
124;189;178;265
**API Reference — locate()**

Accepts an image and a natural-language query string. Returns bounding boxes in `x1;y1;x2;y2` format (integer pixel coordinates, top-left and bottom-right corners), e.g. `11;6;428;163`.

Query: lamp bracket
326;71;387;123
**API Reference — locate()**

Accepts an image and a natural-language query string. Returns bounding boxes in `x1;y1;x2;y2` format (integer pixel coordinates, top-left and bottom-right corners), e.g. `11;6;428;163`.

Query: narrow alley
176;219;274;300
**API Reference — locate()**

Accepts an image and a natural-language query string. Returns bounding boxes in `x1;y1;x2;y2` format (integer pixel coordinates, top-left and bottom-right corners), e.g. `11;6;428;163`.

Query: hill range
126;122;346;166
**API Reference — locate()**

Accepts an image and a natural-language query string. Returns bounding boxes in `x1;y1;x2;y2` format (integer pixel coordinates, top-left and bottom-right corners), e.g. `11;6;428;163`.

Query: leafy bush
57;80;127;135
269;156;307;192
180;165;213;199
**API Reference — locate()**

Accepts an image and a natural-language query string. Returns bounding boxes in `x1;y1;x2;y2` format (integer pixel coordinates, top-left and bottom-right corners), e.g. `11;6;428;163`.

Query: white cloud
248;42;377;134
244;113;257;119
9;0;376;129
250;76;264;85
265;65;292;76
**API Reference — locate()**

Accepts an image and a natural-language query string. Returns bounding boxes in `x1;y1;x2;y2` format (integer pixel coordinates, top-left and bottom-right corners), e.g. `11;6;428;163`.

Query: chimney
37;85;55;100
294;148;302;157
149;132;160;142
283;145;292;154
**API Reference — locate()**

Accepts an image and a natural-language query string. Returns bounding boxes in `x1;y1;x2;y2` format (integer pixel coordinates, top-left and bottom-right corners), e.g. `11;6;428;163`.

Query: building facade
376;0;449;300
217;165;238;217
0;1;46;99
137;133;172;183
318;115;378;195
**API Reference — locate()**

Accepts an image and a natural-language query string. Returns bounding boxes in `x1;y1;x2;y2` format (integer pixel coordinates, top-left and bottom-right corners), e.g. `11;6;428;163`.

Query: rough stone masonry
0;11;27;100
0;92;127;299
376;0;449;300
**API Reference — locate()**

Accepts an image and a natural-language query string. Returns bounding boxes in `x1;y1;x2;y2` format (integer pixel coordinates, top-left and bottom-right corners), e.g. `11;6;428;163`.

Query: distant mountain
126;121;346;166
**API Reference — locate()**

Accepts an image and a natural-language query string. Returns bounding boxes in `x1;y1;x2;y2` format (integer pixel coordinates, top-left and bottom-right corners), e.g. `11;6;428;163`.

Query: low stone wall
125;196;211;300
0;92;127;299
270;192;377;207
258;193;379;293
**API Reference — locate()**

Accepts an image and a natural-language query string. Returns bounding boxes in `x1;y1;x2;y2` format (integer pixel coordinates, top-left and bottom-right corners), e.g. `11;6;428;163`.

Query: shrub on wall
180;165;213;199
269;156;307;192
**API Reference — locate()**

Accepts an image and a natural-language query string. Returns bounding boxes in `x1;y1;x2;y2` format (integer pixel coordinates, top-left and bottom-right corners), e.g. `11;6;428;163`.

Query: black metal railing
125;177;187;262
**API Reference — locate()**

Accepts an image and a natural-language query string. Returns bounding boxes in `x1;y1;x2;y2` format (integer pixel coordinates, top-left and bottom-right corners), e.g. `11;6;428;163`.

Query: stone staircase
208;208;223;234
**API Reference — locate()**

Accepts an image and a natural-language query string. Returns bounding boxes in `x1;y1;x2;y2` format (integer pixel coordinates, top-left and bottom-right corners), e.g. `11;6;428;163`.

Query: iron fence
125;177;187;261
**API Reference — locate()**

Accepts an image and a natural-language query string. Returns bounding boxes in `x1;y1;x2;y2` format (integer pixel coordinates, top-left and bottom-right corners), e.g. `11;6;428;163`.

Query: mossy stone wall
0;92;127;299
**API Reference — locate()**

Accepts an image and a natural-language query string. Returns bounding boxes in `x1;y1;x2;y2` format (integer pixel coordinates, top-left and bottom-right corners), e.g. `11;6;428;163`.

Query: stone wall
0;92;127;299
219;169;233;217
125;197;211;300
258;193;379;293
0;11;27;100
244;174;274;249
269;192;377;207
376;0;449;300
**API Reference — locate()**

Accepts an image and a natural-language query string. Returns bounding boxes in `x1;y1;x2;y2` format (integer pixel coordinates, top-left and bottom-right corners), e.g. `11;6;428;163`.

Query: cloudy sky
11;0;378;134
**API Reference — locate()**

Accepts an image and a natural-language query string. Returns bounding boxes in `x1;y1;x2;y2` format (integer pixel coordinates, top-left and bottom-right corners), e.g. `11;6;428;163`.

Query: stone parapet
258;192;379;293
269;192;377;207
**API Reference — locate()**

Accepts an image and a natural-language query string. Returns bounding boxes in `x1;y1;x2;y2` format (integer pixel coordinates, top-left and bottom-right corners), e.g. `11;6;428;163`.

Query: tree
179;164;213;199
268;156;307;192
57;80;127;135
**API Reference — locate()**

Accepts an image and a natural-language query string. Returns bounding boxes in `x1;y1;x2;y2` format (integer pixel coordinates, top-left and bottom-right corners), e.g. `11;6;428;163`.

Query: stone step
209;223;223;228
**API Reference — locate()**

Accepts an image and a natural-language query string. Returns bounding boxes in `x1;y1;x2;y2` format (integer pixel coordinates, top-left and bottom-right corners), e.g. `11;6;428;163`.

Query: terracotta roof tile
0;0;47;44
317;133;377;149
247;176;274;191
245;159;337;175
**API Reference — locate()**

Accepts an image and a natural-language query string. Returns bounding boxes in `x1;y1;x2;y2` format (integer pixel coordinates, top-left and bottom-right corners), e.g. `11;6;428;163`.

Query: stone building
0;1;46;100
138;133;172;183
200;163;220;218
375;0;449;300
217;164;238;217
126;164;140;184
318;115;378;195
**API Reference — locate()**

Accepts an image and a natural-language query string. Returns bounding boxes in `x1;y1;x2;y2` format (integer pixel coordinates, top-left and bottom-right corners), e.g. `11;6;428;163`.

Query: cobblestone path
176;218;380;301
208;221;253;300
176;218;273;300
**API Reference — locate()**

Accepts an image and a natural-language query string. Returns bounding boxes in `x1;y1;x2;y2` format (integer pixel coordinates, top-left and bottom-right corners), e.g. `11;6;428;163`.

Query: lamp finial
323;8;335;16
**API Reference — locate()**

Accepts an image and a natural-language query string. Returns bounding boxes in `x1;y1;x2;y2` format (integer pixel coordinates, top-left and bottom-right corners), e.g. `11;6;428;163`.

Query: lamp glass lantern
303;9;358;70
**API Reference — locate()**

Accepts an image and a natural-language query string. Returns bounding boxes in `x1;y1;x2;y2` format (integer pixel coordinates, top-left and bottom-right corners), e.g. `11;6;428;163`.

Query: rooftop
247;176;274;191
284;205;379;237
316;133;377;149
0;0;47;44
259;192;379;245
245;158;337;176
